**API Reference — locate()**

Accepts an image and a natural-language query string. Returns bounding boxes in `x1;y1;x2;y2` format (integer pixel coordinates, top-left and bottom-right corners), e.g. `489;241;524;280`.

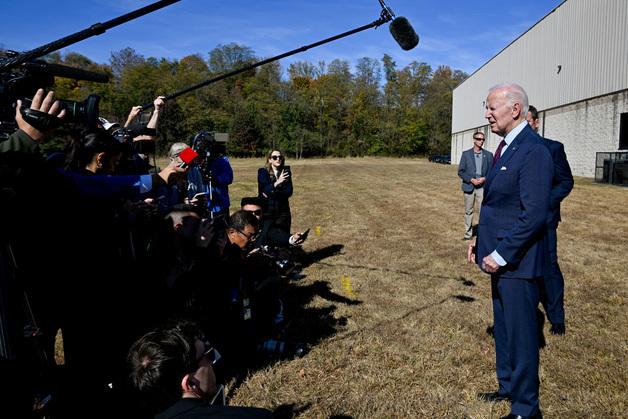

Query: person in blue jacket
468;83;552;419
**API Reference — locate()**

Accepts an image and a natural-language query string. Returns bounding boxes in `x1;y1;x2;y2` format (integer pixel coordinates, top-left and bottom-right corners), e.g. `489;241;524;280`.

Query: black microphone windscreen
389;17;419;51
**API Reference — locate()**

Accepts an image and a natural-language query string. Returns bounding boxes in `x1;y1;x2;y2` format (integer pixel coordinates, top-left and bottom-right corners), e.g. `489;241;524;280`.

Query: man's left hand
482;255;500;273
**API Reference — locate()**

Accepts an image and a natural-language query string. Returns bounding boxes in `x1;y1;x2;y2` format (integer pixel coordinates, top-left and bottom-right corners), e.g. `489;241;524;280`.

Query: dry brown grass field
222;157;627;418
55;157;626;417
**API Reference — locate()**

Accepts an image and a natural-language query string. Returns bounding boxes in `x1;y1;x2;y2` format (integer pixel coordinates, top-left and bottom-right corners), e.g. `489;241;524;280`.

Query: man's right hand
467;242;476;263
16;89;66;142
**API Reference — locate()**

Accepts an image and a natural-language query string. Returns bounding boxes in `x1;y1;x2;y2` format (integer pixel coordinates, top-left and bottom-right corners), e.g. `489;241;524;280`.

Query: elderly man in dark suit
458;131;494;240
526;105;574;335
468;84;553;419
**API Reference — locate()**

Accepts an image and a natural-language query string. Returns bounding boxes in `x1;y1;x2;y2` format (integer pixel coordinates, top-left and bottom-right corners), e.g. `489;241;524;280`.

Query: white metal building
450;0;628;178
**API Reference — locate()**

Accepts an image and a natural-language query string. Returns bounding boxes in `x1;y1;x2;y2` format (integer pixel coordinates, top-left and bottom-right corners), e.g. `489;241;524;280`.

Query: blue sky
1;0;564;76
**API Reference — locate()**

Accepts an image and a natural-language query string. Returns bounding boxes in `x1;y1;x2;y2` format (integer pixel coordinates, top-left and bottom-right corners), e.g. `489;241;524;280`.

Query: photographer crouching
239;197;309;360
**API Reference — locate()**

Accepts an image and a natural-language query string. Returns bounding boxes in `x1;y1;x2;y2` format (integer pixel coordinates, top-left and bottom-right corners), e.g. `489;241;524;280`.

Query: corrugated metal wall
451;0;628;134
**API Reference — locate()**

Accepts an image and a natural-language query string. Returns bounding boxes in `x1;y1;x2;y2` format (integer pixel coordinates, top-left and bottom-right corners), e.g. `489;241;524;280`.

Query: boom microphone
389;16;419;50
142;0;420;110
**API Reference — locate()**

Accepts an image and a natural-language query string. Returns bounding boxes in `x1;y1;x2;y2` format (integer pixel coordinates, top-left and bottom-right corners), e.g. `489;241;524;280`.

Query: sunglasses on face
474;137;485;141
197;338;221;365
236;228;258;242
245;209;262;217
270;155;283;160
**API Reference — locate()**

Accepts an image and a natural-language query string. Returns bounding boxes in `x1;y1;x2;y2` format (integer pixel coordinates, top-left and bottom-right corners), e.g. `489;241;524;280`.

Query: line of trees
44;44;467;157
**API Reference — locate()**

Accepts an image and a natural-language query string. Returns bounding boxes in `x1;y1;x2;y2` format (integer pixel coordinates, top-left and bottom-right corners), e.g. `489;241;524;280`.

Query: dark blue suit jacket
476;124;553;279
543;139;573;228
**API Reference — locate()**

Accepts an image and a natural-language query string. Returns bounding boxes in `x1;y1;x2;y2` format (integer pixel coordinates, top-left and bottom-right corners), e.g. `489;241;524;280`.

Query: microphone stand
141;5;394;109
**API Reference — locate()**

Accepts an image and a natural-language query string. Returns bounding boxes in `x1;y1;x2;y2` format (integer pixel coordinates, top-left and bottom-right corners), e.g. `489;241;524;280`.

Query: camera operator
99;96;166;175
1;88;178;417
0;88;71;417
187;133;233;219
124;96;165;141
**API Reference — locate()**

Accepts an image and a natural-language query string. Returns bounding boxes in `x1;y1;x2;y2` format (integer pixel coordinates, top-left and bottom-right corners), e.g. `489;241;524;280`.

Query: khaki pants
463;187;484;238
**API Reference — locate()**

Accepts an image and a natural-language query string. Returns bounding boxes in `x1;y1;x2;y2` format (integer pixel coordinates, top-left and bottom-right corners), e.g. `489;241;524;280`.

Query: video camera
190;131;229;182
257;245;297;277
0;53;107;140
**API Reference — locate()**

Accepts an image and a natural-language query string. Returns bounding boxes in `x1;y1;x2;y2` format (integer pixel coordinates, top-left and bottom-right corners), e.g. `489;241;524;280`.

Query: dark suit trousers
492;275;541;417
540;227;565;324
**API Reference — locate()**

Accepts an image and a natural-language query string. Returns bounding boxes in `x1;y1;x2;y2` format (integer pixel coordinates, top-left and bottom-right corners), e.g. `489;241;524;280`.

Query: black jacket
155;398;272;419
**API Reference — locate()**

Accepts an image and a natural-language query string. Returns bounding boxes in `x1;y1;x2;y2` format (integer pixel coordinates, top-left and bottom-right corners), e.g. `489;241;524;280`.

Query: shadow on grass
313;260;414;276
453;294;476;302
296;244;345;269
272;402;312;418
226;244;361;401
328;293;478;345
271;403;354;419
457;276;476;287
310;262;479;290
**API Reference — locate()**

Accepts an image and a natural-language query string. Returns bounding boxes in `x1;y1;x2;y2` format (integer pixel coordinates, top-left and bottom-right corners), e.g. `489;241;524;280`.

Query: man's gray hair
168;142;189;159
489;83;529;117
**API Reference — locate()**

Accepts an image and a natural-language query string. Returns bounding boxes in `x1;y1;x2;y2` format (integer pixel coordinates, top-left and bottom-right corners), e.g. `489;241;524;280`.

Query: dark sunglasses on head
270;155;283;160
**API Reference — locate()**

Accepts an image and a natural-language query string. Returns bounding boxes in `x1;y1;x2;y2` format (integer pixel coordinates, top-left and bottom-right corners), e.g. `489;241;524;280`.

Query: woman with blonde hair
257;149;293;232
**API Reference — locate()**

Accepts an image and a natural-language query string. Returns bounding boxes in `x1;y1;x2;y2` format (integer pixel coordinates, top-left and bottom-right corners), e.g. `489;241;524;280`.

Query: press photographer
1;88;183;417
99;95;166;175
187;131;233;219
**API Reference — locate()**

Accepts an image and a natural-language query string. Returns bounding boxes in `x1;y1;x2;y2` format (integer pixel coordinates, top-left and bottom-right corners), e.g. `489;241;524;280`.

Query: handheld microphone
389;16;419;50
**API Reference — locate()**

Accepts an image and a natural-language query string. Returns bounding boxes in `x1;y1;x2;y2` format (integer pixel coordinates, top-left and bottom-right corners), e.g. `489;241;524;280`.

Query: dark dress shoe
477;391;510;402
550;322;565;335
500;411;543;419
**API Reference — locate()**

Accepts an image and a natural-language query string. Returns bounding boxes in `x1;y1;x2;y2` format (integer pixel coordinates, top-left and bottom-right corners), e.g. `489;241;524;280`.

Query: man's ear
96;152;106;167
512;102;522;119
182;374;195;391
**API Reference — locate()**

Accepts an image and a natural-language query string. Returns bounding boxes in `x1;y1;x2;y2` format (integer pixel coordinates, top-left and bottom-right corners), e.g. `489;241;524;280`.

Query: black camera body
191;131;228;182
258;245;296;276
0;54;107;140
